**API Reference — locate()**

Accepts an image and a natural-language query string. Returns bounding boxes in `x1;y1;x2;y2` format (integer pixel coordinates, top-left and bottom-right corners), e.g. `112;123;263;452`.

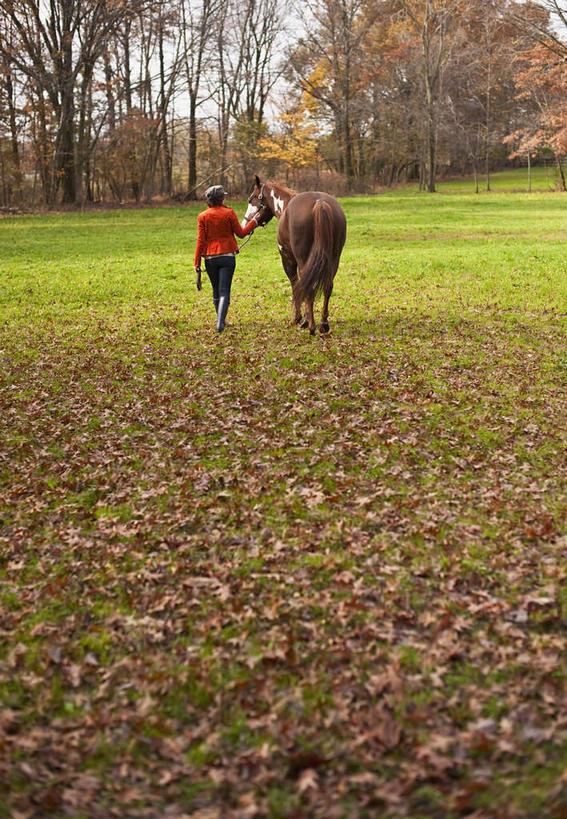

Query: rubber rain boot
216;296;229;333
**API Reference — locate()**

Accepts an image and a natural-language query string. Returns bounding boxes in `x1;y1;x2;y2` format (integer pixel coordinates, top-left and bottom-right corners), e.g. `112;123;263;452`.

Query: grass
1;172;567;817
436;164;565;193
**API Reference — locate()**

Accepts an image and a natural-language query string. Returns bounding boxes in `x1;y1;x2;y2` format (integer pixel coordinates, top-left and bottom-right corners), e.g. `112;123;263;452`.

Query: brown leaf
8;642;28;668
365;667;403;697
297;768;319;794
47;645;62;665
66;663;82;688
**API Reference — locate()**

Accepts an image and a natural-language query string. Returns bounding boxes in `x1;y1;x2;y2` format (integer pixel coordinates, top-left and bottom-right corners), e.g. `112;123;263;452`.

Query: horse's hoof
294;316;302;325
300;318;309;329
320;322;330;334
309;328;316;336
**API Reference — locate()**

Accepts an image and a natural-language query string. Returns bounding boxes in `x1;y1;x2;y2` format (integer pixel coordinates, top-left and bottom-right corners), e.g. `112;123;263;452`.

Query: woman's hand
194;265;202;291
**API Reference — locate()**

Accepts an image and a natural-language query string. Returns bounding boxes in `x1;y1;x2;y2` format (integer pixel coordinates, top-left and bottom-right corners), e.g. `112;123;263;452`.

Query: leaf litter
1;308;566;817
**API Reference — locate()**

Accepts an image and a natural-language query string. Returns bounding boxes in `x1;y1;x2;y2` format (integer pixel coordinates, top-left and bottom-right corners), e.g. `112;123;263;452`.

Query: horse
242;175;346;334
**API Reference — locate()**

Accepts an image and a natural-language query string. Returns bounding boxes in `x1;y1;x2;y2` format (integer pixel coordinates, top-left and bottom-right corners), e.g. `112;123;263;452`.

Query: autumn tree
288;0;371;183
500;1;567;188
257;101;319;182
506;42;567;189
0;20;23;204
510;0;567;59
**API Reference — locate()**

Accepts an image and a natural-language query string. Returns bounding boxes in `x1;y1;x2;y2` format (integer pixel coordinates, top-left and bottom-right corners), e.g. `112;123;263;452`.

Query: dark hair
205;185;225;206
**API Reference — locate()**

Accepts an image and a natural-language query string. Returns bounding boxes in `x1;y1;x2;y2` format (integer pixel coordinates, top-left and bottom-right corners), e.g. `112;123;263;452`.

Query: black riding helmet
205;185;225;206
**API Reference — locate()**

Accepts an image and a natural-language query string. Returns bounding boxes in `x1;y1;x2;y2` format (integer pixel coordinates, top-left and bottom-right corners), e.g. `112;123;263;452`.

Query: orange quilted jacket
194;205;255;267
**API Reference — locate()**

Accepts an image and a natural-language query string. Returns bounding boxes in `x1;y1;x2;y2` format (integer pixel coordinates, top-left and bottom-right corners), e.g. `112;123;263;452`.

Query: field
1;180;567;818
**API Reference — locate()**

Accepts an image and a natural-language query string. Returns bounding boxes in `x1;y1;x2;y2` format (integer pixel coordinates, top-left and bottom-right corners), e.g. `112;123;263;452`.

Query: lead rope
238;233;253;250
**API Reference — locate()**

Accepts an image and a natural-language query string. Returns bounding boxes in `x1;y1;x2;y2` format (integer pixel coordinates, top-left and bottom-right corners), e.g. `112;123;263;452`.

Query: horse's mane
264;178;296;199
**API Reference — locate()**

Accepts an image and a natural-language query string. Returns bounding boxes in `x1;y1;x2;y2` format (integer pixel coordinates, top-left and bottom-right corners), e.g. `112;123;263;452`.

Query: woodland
0;0;567;208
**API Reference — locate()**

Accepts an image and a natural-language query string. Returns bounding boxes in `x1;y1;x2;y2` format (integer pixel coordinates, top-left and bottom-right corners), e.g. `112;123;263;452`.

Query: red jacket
194;204;255;267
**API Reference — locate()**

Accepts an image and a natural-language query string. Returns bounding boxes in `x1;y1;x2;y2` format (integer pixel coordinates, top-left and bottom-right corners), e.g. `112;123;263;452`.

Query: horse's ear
254;174;261;188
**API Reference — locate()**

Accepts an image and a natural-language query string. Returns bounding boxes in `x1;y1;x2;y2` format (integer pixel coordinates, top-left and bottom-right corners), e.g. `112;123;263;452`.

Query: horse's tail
294;199;338;304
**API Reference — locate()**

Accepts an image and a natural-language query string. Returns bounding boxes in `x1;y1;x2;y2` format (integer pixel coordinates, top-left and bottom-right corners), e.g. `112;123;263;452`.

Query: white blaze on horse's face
270;189;284;217
241;202;260;229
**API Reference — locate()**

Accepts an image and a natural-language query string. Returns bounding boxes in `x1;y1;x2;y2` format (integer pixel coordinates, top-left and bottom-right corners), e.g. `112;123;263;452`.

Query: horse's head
241;174;274;228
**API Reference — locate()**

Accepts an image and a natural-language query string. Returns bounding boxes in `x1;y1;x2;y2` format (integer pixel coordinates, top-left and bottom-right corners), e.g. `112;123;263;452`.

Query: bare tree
0;20;23;203
0;0;141;204
181;0;221;196
394;0;462;192
209;0;286;186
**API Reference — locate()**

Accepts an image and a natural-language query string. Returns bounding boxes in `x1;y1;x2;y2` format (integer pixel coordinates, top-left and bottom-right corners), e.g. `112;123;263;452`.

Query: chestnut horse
242;176;346;334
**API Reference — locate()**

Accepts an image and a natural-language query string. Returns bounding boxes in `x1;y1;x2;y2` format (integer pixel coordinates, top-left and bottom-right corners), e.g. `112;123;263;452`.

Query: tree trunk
556;155;566;191
158;21;172;197
0;149;7;207
103;51;116;131
122;21;133;114
33;90;52;205
53;18;76;206
76;62;94;205
55;88;76;204
188;92;198;197
424;70;437;193
3;62;23;202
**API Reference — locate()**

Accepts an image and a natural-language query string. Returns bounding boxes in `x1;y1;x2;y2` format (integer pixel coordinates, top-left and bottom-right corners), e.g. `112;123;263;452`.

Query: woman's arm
229;209;257;239
194;215;208;267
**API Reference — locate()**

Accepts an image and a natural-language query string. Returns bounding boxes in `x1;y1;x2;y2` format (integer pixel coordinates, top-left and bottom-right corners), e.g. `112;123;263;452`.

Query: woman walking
194;185;259;332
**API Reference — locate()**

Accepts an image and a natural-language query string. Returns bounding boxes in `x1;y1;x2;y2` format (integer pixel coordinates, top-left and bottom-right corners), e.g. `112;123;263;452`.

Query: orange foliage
507;42;567;156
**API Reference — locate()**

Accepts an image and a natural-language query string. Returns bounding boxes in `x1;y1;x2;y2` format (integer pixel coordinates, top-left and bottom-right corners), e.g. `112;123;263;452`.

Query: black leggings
205;255;236;306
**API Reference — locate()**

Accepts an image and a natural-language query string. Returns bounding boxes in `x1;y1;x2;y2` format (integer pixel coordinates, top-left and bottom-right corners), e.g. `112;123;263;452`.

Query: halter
245;184;274;227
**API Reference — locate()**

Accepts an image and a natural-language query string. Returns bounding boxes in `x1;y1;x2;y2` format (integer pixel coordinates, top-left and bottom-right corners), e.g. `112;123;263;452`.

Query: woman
194;185;259;333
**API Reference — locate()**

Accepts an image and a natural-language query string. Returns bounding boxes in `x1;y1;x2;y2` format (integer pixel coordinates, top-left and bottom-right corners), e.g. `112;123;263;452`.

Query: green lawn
436;164;565;193
1;181;566;817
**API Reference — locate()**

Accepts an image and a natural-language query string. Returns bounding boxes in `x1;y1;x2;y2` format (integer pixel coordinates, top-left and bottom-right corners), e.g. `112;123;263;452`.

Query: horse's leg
296;266;314;332
279;247;302;324
319;277;334;334
305;296;316;335
299;288;309;329
299;276;309;329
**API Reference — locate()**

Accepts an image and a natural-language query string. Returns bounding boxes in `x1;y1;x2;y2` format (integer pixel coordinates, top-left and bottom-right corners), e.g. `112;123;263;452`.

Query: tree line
0;0;565;208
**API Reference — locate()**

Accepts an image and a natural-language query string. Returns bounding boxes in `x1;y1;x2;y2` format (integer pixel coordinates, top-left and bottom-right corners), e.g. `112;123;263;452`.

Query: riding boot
216;296;229;333
213;297;219;316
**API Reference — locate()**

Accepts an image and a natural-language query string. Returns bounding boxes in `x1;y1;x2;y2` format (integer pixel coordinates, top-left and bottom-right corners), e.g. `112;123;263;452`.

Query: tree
181;0;221;197
506;42;567;189
510;0;567;59
393;0;463;192
205;0;284;188
441;0;518;191
0;0;141;204
289;0;370;183
257;103;319;181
